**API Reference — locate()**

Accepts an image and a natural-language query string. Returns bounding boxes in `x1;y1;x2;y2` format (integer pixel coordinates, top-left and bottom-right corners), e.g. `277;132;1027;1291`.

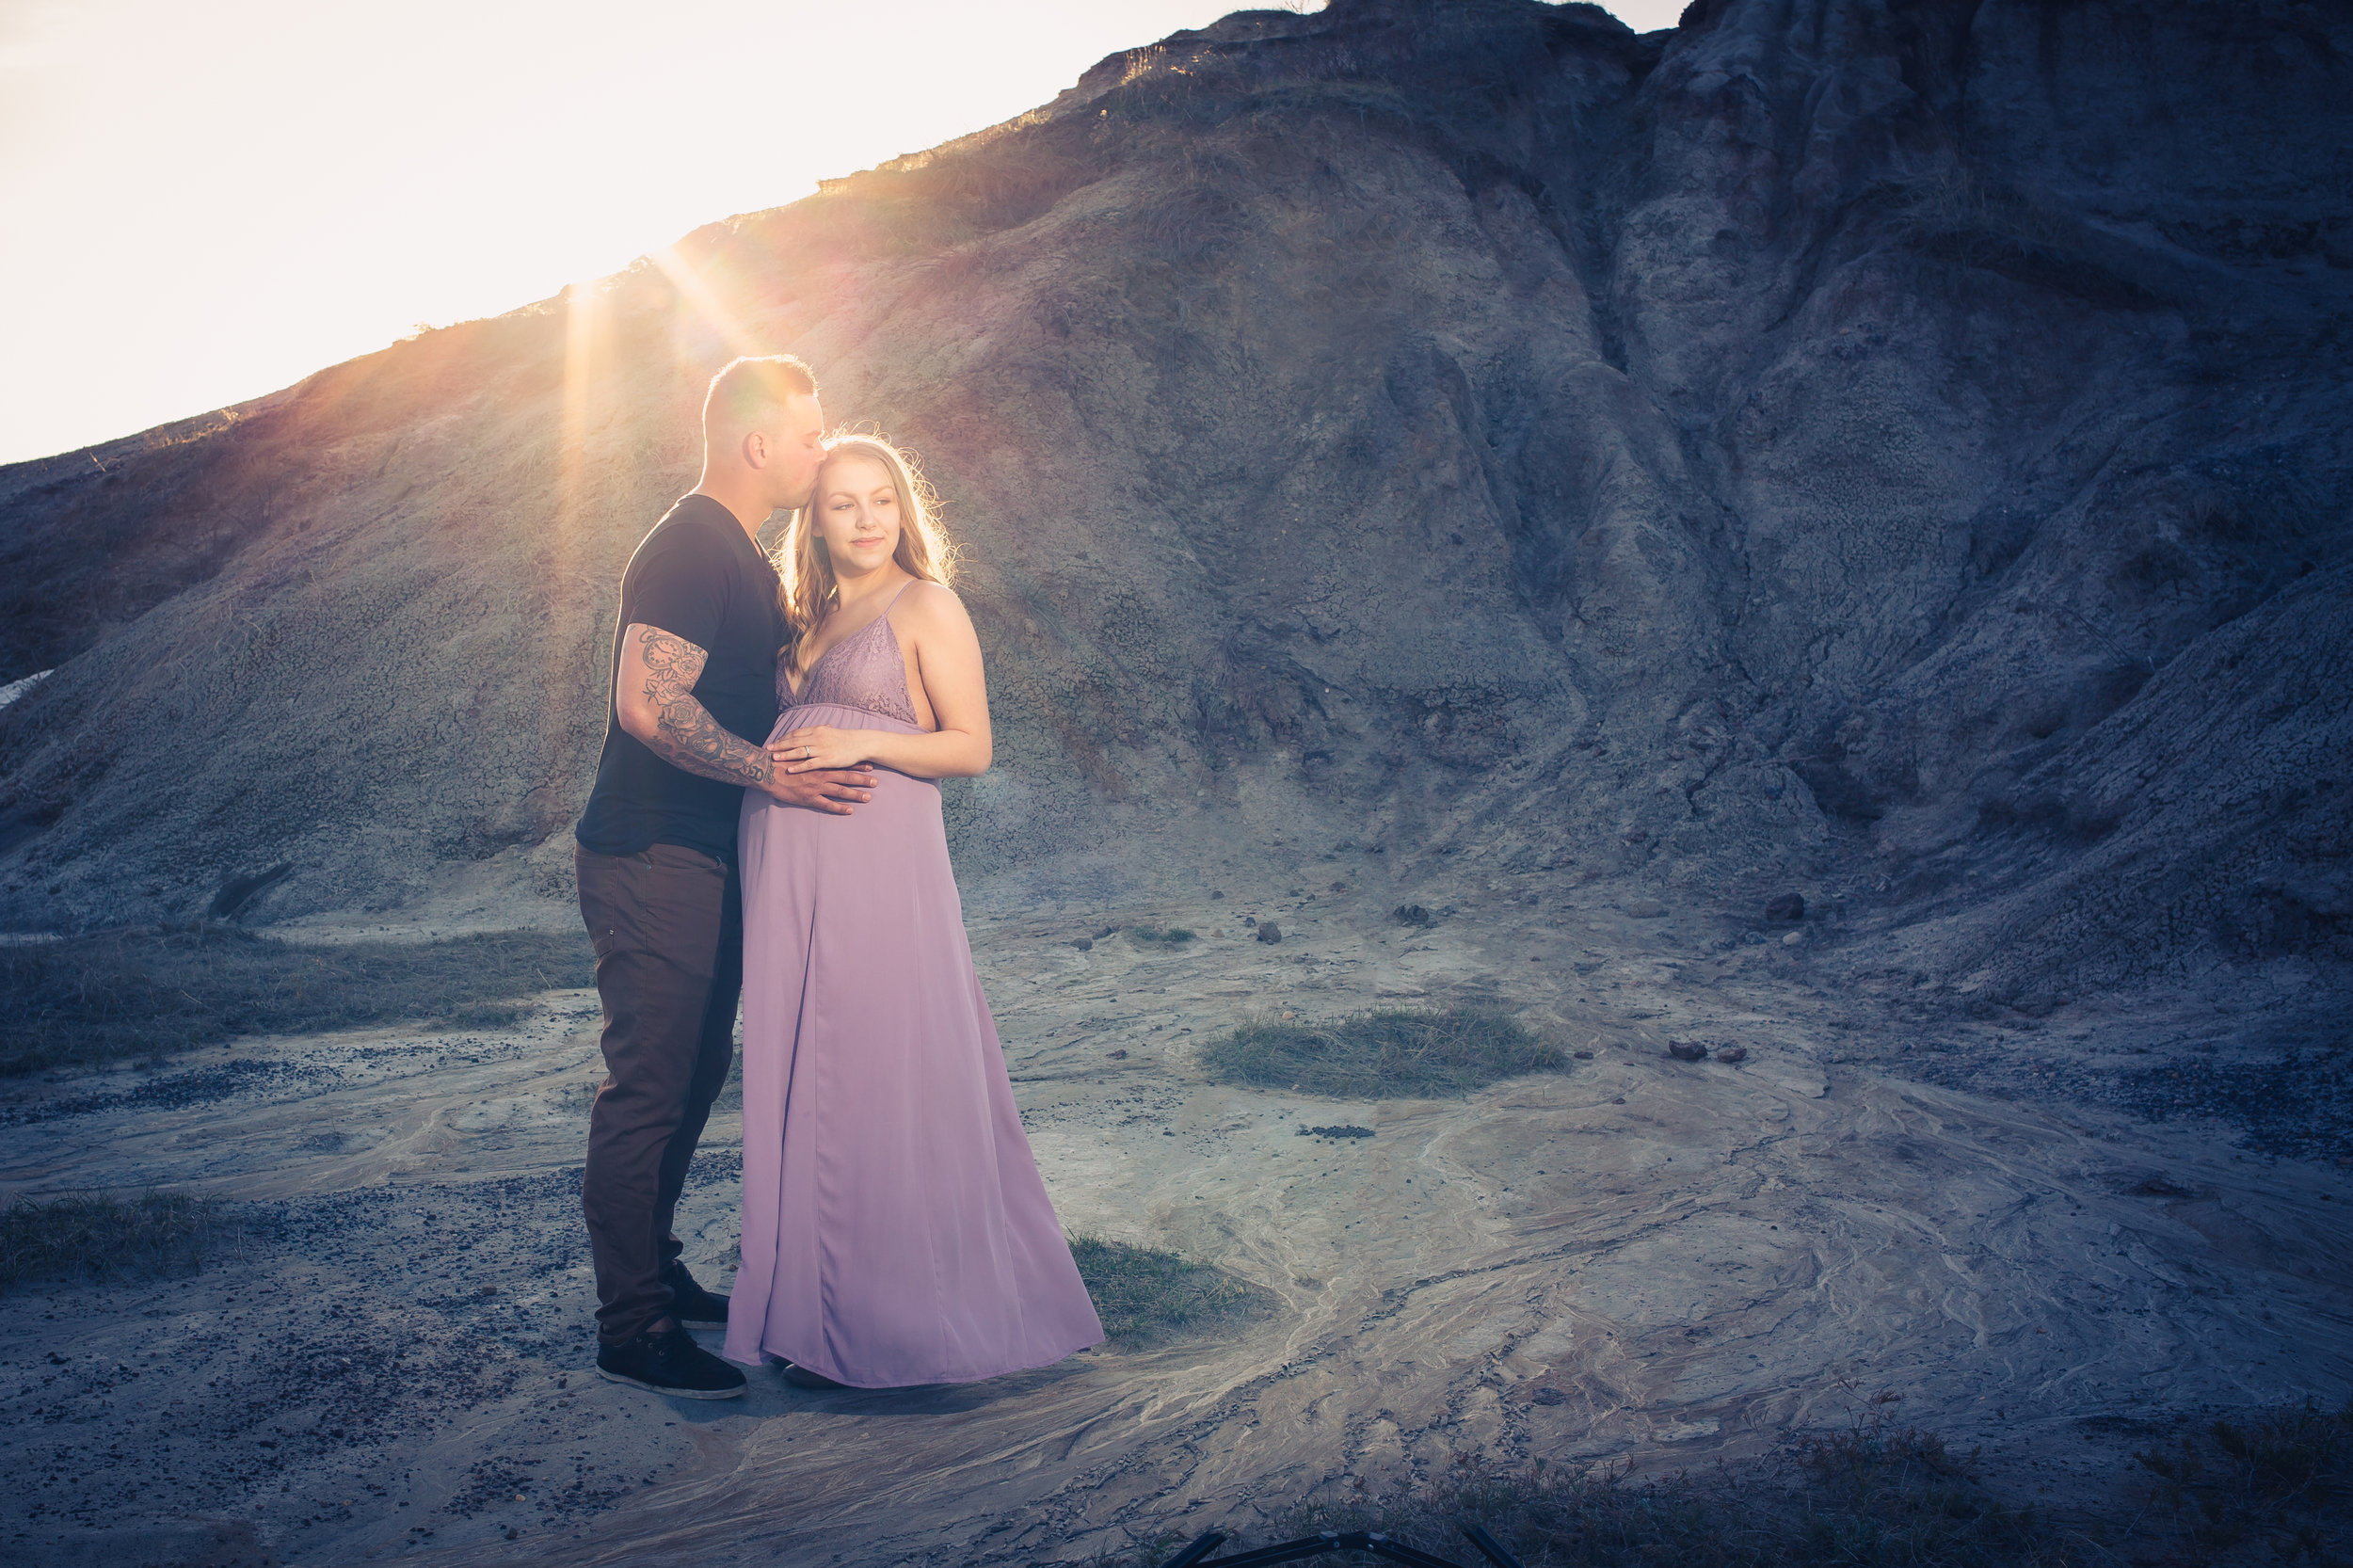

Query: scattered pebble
1257;921;1283;944
1716;1046;1748;1064
1668;1041;1708;1062
1573;1049;1594;1060
1393;904;1433;928
1107;1049;1128;1060
1766;892;1805;921
1071;937;1093;952
1782;931;1803;946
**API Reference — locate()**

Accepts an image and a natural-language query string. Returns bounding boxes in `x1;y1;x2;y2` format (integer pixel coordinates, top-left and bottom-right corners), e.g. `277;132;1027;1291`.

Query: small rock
1765;892;1805;921
1243;916;1257;928
1393;904;1433;927
1071;936;1093;952
1257;920;1283;944
1107;1048;1128;1060
1329;881;1349;892
1210;890;1225;900
1573;1049;1594;1060
1715;1046;1748;1064
1529;1386;1568;1406
1625;899;1667;919
1610;1096;1626;1105
1782;930;1803;946
1668;1040;1708;1062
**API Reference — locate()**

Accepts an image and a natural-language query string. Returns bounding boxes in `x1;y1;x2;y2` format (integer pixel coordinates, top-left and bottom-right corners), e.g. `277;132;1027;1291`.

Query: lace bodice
780;584;920;727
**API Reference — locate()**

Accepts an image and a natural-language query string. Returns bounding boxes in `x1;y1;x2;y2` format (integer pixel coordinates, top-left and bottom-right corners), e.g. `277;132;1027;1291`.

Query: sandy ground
4;879;2348;1567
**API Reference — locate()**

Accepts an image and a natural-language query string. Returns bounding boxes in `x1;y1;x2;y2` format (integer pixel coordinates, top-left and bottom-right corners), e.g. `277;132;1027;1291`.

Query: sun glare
0;0;1687;466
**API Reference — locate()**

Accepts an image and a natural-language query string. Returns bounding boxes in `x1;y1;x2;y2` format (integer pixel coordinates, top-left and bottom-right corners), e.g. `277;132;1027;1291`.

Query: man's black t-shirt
575;495;785;864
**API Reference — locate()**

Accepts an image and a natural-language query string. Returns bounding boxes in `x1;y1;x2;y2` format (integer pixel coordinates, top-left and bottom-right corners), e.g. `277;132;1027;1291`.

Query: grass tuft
2137;1399;2352;1559
1128;925;1197;945
1068;1234;1274;1346
0;1191;240;1293
1197;1006;1568;1099
0;920;594;1075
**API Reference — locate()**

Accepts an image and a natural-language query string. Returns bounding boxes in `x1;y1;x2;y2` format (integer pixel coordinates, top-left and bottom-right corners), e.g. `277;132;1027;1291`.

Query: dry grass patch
2136;1400;2352;1561
1068;1234;1274;1347
1;920;594;1074
1198;1006;1568;1099
1102;1393;2353;1568
0;1191;247;1293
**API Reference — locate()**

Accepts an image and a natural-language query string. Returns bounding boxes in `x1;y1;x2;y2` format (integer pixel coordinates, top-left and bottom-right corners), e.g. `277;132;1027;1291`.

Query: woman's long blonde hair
775;433;958;673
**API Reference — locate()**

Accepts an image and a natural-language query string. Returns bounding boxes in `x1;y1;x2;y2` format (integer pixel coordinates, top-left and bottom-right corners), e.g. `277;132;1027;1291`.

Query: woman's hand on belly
773;725;879;774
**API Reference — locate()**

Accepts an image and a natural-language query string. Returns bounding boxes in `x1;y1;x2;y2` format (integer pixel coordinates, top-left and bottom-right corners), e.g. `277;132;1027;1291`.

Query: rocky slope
1;0;2346;1017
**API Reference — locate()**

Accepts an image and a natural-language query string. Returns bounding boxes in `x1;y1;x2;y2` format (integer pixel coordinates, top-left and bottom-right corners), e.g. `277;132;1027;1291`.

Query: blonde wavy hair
775;433;958;673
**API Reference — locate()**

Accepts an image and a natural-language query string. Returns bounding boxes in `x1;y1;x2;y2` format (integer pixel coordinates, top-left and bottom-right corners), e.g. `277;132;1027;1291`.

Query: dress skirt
722;699;1104;1384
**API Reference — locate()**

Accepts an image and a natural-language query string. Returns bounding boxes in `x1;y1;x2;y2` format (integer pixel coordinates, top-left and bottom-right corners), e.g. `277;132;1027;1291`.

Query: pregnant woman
725;433;1103;1388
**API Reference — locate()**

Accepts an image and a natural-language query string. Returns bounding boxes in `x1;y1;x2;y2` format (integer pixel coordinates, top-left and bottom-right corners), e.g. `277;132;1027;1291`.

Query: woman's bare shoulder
894;578;972;625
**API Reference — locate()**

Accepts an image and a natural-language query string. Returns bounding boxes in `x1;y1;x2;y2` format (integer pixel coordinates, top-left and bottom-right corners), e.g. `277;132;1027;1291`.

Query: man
573;355;876;1398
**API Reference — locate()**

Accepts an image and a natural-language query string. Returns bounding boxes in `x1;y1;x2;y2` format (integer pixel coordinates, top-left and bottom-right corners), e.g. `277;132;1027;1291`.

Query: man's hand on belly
760;768;878;815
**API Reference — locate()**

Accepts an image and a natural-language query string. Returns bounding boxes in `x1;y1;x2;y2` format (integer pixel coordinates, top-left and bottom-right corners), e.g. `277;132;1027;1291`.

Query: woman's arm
770;584;993;779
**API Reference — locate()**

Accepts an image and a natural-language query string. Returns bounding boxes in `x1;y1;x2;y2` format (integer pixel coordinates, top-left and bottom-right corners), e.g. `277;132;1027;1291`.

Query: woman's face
811;454;901;580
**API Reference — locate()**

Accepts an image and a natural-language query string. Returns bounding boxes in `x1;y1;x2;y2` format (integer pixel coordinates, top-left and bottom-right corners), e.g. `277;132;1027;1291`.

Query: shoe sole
595;1364;745;1399
674;1315;726;1328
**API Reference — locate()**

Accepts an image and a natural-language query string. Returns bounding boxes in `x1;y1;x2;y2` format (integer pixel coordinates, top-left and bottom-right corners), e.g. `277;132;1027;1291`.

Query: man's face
764;392;826;511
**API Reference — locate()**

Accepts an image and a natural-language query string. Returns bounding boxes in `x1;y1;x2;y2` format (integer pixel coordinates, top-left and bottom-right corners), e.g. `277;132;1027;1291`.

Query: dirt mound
0;0;2346;1014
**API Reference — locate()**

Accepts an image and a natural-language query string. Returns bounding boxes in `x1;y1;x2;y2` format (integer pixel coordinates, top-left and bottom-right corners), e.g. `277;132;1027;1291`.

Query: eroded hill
0;0;2346;1022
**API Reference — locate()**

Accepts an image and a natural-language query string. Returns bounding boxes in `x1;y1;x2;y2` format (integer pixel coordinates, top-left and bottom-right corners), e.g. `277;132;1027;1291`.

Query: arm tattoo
635;627;774;788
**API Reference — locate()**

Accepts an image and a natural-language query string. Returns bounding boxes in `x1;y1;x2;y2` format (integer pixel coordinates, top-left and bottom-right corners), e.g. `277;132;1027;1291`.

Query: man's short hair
703;354;819;436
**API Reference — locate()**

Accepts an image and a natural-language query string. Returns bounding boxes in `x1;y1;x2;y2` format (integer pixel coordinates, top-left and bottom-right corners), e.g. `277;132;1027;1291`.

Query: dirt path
5;890;2346;1566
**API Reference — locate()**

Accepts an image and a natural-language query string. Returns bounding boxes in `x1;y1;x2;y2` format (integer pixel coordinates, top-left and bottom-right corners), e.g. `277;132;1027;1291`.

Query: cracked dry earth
4;884;2348;1568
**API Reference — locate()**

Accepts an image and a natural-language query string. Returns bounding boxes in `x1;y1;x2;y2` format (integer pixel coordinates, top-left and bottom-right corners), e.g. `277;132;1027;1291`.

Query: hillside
1;0;2346;1017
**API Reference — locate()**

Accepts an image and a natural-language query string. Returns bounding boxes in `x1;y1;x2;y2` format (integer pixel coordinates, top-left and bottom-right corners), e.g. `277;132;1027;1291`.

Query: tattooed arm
616;623;876;812
615;623;773;785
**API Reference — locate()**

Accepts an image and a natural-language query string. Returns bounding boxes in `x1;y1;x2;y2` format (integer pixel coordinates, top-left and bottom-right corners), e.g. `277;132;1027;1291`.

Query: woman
724;433;1104;1388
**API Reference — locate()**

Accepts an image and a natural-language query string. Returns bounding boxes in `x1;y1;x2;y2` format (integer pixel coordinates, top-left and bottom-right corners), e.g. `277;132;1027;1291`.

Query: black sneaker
596;1322;745;1399
660;1261;729;1328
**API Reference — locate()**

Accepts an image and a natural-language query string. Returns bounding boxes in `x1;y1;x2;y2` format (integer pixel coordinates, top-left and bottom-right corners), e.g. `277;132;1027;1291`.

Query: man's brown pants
575;841;742;1346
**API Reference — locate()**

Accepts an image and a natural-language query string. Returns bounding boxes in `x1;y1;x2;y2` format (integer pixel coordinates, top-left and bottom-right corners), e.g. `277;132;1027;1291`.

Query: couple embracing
570;354;1103;1398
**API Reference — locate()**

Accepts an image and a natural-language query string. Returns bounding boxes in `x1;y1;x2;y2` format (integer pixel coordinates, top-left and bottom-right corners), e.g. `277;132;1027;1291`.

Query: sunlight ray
648;243;773;364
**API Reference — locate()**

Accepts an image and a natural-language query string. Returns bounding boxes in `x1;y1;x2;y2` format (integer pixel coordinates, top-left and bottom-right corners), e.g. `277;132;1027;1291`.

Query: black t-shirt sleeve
626;526;731;652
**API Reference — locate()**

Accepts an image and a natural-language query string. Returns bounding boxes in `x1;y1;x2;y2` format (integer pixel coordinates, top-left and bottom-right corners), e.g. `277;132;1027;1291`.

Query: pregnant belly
761;701;937;792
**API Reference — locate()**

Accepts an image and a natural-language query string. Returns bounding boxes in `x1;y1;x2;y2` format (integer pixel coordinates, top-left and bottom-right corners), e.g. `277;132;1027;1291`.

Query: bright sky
0;0;1686;465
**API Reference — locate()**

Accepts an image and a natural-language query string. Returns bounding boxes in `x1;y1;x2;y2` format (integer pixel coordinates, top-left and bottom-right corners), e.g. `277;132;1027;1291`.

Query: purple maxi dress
725;584;1104;1384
